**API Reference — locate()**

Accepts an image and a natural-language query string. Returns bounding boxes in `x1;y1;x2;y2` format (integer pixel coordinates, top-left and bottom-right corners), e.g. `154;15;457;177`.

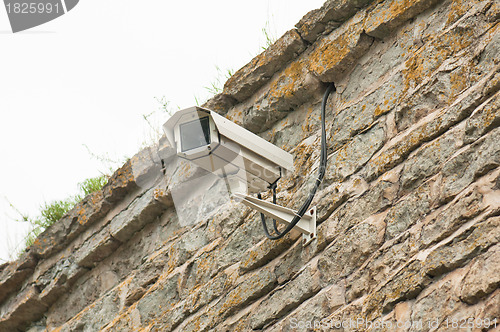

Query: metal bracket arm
233;193;317;246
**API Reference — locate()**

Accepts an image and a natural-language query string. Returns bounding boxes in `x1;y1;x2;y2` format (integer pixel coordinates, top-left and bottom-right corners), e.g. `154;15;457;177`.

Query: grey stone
385;183;433;240
325;122;386;183
409;280;457;331
239;235;296;274
0;252;37;304
362;66;497;182
223;29;307;102
419;188;485;249
215;216;264;270
308;11;374;82
318;218;385;283
135;273;180;324
250;263;321;329
296;0;376;43
202;93;237;116
330;73;403;153
364;0;442;39
399;127;462;195
379;260;431;314
109;187;167;243
216;265;277;321
336;179;396;233
37;258;87;306
346;239;412;302
441;127;500;201
0;286;47;331
424;216;500;277
464;90;500;144
459;243;500;304
265;283;346;332
57;290;120;332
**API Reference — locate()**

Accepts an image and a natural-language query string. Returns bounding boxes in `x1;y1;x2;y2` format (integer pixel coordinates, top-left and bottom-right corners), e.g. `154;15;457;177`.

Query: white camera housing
163;106;294;194
163;106;316;245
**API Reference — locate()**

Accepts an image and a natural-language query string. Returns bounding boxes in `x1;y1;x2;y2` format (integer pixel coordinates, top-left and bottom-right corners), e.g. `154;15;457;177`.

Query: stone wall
1;0;499;331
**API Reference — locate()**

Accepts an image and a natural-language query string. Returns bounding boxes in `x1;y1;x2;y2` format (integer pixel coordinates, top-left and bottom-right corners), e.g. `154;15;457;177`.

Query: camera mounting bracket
233;192;317;246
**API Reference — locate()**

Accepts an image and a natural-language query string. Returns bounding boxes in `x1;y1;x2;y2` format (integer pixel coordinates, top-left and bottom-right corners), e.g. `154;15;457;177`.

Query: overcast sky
0;0;325;262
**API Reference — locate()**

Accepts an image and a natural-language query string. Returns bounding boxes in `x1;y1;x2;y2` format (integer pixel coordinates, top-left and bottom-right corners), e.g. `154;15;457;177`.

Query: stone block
215;216;265;271
109;187;167;243
30;192;111;260
0;252;37;303
384;183;433;240
424;216;500;278
325;122;386;183
74;229;121;268
408;279;456;329
229;58;323;134
223;29;307;102
182;247;221;295
363;68;498;182
36;258;87;306
102;159;139;204
239;235;296;274
346;239;412;302
441;127;500;201
202;93;237;115
217;265;277;320
308;11;374;82
54;289;121;332
135;273;180;324
295;8;333;43
486;0;500;22
205;202;250;241
460;243;500;304
296;0;375;42
464;90;500;144
364;0;442;39
318;215;386;283
419;188;486;248
0;286;47;331
379;260;431;314
329;72;403;153
336;179;396;233
178;265;277;332
399;127;462;195
250;263;321;329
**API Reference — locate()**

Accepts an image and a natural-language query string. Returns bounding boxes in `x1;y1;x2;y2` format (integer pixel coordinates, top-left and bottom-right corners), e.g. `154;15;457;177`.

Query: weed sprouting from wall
261;18;277;51
10;174;109;255
204;65;235;96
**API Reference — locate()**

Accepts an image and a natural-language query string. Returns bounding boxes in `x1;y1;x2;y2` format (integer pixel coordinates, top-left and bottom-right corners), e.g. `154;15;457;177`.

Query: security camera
160;89;340;247
163;106;293;194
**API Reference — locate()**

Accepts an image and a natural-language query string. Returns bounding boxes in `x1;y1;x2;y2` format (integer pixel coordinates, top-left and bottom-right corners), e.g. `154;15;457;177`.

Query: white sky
0;0;325;262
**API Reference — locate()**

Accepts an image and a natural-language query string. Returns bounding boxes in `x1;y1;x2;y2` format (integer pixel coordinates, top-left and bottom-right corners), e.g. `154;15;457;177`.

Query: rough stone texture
223;29;308;103
1;0;500;331
296;0;375;43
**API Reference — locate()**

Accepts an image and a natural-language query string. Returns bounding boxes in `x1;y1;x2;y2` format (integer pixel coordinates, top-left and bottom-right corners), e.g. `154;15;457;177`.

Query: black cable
271;185;279;233
259;82;336;240
257;183;280;234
